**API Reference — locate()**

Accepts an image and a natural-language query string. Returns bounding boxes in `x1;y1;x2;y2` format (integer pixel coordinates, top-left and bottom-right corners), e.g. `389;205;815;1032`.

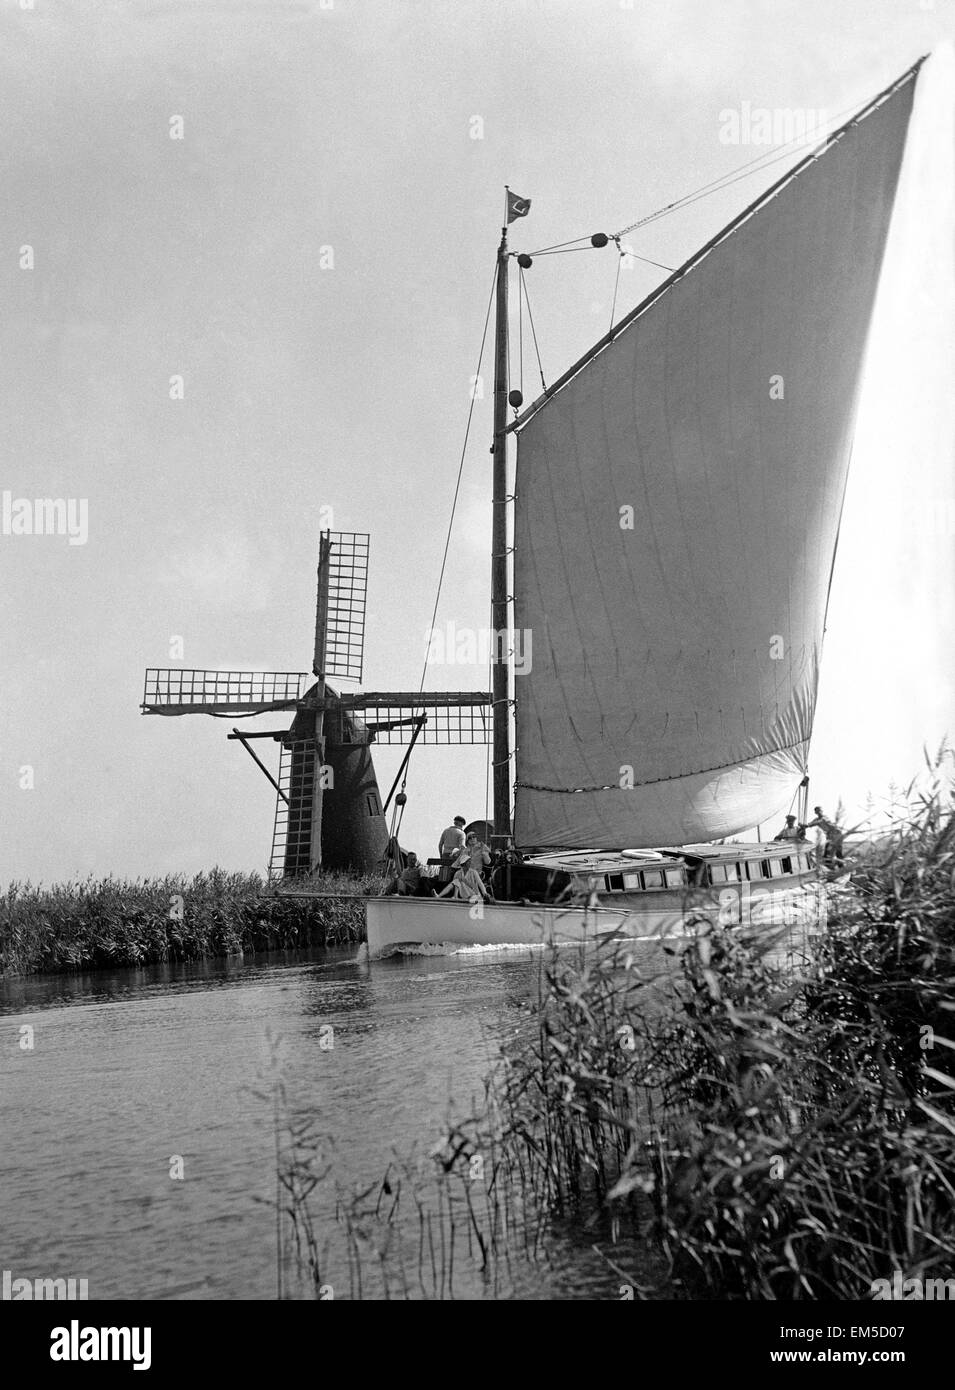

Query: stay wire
609;249;623;336
614;99;866;238
521;94;871;260
530;245;675;272
520;267;547;393
518;271;524;400
388;260;497;847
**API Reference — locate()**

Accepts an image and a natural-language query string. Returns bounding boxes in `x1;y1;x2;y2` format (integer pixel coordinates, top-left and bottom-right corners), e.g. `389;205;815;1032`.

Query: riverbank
276;771;955;1299
435;780;955;1299
0;870;376;978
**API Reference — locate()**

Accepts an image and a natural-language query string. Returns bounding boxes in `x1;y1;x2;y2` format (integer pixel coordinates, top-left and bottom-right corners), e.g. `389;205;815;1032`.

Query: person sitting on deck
801;807;845;866
394;853;422;895
433;864;492;902
438;816;467;863
383;847;424;895
773;815;805;843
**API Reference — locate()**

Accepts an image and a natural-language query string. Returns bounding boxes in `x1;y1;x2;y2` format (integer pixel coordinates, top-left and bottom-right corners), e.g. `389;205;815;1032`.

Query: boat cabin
676;843;815;888
520;843;814;898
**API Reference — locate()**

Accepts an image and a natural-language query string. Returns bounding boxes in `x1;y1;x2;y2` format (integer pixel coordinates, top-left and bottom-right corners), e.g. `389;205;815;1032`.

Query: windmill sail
512;65;920;851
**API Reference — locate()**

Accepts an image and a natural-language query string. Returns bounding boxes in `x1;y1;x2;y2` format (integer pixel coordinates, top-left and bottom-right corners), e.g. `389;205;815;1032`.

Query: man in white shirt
773;815;804;843
803;807;844;865
438;816;467;863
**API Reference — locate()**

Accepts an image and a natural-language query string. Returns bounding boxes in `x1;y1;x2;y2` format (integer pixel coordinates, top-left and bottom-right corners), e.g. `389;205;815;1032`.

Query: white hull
364;875;823;959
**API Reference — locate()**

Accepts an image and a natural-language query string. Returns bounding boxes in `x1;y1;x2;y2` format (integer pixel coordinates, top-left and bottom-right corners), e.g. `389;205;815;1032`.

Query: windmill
141;530;493;878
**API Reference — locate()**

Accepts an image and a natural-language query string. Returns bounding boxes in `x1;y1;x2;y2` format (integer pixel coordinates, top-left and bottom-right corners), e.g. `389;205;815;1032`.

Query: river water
0;945;669;1301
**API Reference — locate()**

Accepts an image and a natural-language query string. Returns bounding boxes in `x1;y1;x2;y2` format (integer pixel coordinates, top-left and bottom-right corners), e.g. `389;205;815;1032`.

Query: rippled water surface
1;945;672;1300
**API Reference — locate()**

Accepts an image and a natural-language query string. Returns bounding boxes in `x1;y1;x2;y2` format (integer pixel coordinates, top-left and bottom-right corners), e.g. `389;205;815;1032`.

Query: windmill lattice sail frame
322;530;369;683
141;529;493;879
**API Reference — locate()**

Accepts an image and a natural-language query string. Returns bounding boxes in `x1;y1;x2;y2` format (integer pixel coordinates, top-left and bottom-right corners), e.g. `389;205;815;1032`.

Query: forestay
513;70;919;850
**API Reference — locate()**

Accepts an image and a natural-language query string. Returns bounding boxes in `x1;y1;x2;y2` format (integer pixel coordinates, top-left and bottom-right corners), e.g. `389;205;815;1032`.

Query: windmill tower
141;530;493;878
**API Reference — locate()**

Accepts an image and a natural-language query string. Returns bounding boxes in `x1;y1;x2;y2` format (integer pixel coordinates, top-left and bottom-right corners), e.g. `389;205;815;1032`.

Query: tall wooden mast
491;226;512;840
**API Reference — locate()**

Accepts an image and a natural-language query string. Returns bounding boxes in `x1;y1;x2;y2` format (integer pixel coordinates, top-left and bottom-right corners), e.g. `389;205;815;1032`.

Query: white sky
2;0;954;886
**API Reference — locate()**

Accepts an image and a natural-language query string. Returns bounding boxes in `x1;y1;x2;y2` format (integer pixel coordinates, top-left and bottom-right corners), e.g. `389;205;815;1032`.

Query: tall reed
0;869;379;977
477;764;955;1298
272;760;954;1299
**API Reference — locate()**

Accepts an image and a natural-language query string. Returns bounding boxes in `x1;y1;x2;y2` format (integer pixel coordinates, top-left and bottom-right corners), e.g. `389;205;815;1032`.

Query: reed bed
268;1069;619;1301
476;766;955;1299
0;869;378;978
275;760;955;1300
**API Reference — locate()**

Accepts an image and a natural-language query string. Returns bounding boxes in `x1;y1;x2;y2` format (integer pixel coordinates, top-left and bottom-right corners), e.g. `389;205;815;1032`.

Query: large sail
512;65;920;851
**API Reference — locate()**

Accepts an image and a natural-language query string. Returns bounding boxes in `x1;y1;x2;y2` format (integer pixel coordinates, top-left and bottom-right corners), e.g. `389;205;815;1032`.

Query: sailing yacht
365;57;923;958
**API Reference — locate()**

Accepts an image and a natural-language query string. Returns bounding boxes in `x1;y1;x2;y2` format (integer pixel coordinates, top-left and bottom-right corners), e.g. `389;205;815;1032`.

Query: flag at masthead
506;187;531;223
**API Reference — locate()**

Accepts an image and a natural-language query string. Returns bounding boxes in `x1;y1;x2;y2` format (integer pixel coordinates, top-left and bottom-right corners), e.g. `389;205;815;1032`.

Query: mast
491;226;511;839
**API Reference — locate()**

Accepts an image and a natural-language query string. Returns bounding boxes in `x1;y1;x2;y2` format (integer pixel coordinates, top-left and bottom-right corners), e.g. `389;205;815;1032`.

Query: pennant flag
506;190;531;224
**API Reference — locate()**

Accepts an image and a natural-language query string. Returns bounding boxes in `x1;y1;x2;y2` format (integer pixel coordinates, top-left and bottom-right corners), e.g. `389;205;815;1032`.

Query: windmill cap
454;815;466;825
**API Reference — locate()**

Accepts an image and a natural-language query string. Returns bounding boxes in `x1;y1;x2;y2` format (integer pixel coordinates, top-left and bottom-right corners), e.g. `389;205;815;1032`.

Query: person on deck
773;815;804;843
433;864;492;902
384;851;422;896
438;816;467;863
395;853;422;895
454;832;491;875
802;807;844;866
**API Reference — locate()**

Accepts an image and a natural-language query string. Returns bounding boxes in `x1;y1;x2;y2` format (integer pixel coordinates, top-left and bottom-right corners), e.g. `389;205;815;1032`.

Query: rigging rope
530;244;596;256
506;280;512;402
522;92;874;261
530;245;674;272
519;266;547;392
386;261;497;849
518;270;524;401
613;97;868;237
609;245;623;336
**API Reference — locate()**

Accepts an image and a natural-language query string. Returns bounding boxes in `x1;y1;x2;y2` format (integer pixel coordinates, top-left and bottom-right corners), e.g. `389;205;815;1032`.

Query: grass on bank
0;869;381;978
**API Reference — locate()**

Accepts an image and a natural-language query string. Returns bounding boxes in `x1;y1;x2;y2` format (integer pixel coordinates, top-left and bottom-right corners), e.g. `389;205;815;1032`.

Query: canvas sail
512;67;919;850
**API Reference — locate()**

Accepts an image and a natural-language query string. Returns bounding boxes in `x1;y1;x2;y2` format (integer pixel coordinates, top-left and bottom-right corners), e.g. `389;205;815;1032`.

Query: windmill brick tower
141;529;492;878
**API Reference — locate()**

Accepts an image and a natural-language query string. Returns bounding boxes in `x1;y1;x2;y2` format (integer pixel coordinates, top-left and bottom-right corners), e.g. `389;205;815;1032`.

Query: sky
2;0;954;887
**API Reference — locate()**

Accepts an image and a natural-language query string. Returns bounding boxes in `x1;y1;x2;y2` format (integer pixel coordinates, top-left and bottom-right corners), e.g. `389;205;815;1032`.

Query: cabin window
664;867;685;888
710;863;740;884
623;874;642;890
746;860;767;881
768;858;787;878
643;869;664;889
605;873;624;892
779;856;794;875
